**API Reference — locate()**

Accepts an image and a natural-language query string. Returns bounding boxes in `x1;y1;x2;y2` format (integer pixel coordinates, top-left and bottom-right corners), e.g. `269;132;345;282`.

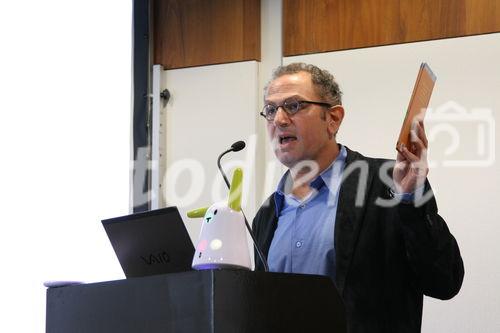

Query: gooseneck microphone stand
217;141;269;272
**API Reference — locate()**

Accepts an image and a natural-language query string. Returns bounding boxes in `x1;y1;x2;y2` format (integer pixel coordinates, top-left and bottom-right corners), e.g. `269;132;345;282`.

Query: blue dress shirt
268;145;348;281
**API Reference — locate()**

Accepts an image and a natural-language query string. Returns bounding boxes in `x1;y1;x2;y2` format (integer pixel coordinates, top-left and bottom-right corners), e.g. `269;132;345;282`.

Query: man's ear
327;105;344;137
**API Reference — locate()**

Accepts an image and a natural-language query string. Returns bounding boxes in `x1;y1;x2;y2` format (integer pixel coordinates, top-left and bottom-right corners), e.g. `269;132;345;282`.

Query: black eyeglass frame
260;99;333;121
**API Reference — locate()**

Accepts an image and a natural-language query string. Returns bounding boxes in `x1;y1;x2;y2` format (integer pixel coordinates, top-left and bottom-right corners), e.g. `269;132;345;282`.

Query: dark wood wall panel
153;0;260;69
283;0;500;56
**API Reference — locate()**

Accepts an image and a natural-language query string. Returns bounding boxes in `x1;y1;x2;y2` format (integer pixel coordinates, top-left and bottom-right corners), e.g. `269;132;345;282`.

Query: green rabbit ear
187;207;209;218
228;168;243;212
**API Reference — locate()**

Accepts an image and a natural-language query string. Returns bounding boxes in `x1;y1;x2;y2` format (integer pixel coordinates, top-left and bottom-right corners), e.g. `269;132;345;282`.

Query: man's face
264;71;340;168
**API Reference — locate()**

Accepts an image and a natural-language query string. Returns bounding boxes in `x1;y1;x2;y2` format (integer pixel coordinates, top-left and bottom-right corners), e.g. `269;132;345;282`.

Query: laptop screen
102;207;195;278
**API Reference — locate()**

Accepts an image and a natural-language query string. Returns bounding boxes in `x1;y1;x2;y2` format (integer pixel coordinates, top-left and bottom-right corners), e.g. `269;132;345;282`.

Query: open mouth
279;135;297;144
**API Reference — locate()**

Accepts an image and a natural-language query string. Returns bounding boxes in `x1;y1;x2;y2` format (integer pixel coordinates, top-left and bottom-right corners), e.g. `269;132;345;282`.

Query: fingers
398;144;420;163
408;119;427;156
396;148;405;162
394;116;429;193
396;116;429;158
417;119;428;147
410;131;425;156
411;119;428;146
393;156;409;176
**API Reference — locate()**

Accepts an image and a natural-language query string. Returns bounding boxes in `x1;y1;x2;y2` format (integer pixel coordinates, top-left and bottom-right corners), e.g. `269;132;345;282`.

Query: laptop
102;206;195;278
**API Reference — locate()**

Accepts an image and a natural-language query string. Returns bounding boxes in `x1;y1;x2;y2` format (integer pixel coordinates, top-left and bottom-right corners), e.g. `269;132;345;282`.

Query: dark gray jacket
252;147;464;333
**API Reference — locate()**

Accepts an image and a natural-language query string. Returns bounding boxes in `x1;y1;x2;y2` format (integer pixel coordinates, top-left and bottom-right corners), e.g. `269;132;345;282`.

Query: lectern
46;270;346;333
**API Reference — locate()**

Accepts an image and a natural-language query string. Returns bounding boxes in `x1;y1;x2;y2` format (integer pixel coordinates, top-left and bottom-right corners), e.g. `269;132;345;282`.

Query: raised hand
393;118;429;194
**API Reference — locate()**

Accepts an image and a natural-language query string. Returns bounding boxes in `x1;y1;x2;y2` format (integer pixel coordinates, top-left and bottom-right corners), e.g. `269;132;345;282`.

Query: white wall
286;33;500;332
161;61;261;245
0;1;131;331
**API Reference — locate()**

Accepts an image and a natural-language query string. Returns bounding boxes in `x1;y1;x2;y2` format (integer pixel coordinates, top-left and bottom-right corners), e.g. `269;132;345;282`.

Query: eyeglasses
260;98;333;121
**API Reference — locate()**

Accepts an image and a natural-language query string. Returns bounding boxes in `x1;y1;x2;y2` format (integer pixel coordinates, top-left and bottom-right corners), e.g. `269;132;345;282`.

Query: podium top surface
46;270;346;333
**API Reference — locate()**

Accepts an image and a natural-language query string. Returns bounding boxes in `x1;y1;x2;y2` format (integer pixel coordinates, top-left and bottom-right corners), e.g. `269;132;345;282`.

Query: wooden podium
46;270;346;333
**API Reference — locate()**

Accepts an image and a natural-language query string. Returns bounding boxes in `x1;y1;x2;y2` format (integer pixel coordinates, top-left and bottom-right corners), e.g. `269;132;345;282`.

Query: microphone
217;141;246;188
231;140;246;152
217;141;269;272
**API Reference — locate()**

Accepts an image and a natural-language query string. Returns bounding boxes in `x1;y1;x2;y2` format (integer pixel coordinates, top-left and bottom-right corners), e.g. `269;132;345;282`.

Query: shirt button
299;204;305;209
295;241;302;248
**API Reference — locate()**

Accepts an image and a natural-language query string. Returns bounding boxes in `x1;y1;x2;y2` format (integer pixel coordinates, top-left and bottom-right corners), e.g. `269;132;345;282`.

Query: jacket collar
272;145;348;217
260;146;376;292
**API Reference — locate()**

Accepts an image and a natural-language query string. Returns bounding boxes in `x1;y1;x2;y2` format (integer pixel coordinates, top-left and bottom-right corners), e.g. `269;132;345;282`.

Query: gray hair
264;62;343;105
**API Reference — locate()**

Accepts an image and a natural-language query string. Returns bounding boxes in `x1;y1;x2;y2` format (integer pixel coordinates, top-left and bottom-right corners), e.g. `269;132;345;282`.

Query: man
252;63;464;332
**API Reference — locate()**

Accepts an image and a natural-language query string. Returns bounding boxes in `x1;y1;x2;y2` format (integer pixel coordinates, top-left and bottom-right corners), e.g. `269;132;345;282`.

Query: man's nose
273;106;291;126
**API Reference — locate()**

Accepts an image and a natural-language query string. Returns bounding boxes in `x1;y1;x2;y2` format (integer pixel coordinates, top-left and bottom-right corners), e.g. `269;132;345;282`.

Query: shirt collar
273;145;347;216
